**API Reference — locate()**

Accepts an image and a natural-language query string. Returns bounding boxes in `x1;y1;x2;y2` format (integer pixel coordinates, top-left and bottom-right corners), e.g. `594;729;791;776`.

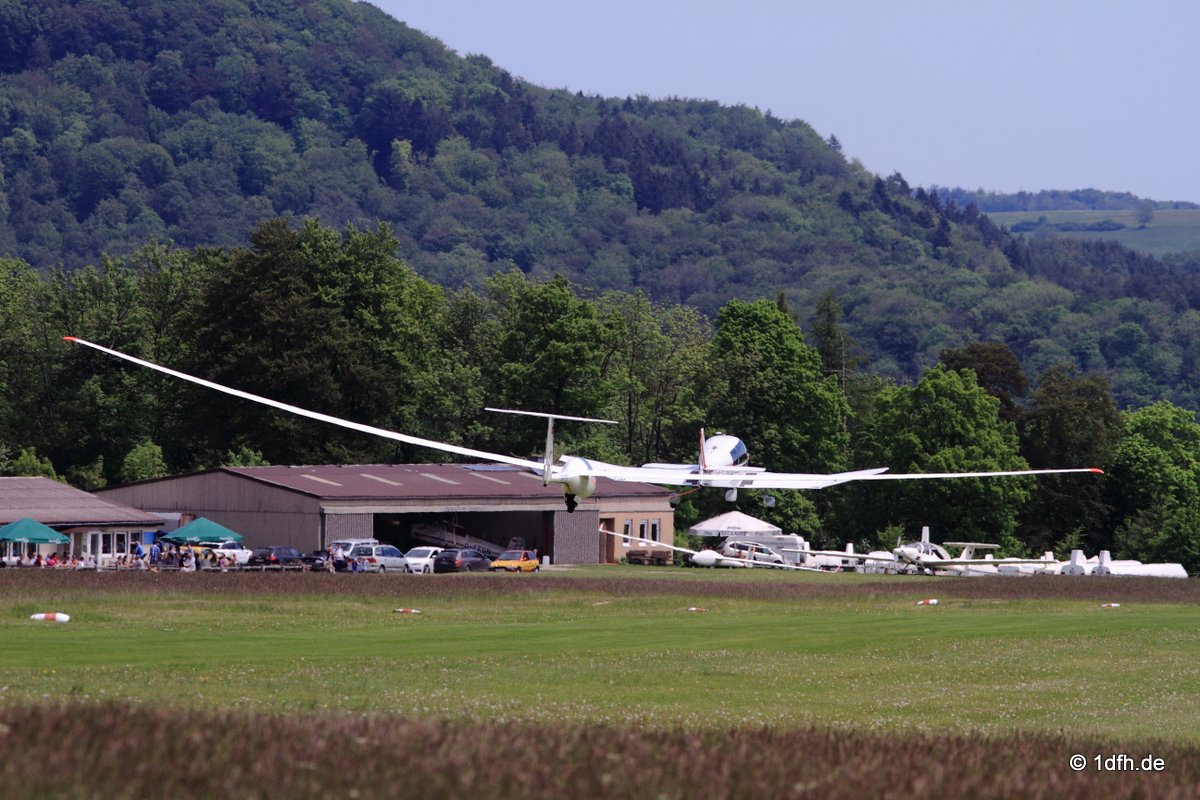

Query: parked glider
793;526;1056;575
64;337;1103;512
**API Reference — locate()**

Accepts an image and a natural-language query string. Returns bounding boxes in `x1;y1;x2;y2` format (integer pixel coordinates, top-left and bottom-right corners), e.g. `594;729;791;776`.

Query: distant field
988;209;1200;255
2;568;1198;798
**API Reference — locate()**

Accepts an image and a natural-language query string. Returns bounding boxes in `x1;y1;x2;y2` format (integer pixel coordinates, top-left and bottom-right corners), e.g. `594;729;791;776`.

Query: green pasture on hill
989;208;1200;254
3;569;1199;744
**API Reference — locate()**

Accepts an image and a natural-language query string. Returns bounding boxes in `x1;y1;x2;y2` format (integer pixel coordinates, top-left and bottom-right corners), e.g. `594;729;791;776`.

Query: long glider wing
63;336;544;472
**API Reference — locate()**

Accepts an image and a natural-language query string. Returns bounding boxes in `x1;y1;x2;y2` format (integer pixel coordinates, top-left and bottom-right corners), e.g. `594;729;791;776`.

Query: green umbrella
0;517;69;544
161;517;243;544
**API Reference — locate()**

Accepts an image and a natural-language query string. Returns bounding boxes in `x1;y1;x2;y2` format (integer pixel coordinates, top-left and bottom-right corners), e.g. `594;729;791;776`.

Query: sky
370;0;1200;203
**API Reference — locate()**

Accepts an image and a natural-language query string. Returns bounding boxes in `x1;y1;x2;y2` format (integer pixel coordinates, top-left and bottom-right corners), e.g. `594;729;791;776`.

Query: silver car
403;546;444;574
349;544;410;573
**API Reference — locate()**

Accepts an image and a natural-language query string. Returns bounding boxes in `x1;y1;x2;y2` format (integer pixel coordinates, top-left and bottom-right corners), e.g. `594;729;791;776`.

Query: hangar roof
222;463;671;502
0;477;163;527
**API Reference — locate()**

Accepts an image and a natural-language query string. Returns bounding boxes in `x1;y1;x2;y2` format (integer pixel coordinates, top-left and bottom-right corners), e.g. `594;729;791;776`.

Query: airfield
2;566;1199;799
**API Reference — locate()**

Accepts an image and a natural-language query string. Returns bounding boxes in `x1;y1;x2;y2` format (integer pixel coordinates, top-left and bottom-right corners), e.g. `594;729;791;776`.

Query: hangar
95;463;675;564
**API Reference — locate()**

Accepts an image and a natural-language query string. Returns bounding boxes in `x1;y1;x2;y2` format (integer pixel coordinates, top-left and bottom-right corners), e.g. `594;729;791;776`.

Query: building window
638;521;648;542
650;520;660;543
622;519;633;547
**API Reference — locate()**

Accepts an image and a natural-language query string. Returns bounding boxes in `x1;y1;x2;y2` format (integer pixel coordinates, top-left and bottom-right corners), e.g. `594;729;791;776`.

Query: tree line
2;218;1198;571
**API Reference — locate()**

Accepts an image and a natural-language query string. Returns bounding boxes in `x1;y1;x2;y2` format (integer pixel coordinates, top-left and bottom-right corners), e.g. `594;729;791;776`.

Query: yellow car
489;549;540;572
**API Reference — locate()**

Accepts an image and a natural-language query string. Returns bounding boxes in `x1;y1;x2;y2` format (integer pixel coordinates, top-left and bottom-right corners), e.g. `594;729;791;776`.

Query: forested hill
3;0;1200;407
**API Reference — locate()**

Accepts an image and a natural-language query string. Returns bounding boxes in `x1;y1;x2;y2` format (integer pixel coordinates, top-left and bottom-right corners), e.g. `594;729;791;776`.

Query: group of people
4;541;238;572
324;544;361;573
4;552;95;569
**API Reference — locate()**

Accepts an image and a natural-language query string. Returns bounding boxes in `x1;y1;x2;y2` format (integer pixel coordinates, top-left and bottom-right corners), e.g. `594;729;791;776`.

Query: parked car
300;549;335;571
201;539;252;566
489;549;540;572
246;546;305;568
719;540;787;567
433;548;492;573
404;546;444;574
350;544;409;573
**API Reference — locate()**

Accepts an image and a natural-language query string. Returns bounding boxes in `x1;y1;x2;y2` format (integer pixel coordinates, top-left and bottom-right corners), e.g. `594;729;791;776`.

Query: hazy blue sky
370;0;1199;203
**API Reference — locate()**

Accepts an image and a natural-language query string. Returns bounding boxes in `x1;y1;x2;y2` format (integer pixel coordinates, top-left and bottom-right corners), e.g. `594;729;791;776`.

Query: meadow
2;567;1199;798
988;208;1200;254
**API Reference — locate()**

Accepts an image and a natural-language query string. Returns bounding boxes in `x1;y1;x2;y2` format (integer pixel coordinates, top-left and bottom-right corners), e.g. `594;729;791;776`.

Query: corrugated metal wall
550;509;602;564
97;472;322;551
323;513;375;540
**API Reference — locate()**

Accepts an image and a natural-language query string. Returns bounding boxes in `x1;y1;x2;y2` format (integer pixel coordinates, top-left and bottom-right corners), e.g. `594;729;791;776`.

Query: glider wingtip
62;336;77;342
1090;467;1105;474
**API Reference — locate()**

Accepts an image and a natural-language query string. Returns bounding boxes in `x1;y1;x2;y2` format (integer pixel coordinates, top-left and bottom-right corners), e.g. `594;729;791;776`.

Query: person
149;541;161;569
181;550;196;573
77;554;97;570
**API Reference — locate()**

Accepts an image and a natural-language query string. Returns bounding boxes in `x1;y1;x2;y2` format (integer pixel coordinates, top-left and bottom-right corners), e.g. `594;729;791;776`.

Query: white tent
689;510;782;537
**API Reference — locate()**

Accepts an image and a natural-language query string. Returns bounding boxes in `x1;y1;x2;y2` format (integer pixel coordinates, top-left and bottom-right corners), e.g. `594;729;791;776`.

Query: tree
120;441;167;483
6;447;60;481
1107;401;1200;571
700;300;848;536
483;272;616;458
850;366;1032;547
1136;200;1155;228
809;291;860;392
222;447;270;467
598;291;708;466
939;342;1029;425
1018;365;1120;554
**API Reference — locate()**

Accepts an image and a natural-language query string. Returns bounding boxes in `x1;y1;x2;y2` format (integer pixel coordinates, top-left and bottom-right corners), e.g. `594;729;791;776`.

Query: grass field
2;567;1199;798
987;208;1200;255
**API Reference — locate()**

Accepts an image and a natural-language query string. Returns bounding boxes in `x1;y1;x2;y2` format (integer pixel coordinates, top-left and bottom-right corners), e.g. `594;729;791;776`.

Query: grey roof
0;477;163;527
222;463;672;502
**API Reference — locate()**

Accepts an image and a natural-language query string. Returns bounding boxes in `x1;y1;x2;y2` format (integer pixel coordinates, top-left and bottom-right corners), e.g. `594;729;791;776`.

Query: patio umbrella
0;517;69;544
160;517;243;544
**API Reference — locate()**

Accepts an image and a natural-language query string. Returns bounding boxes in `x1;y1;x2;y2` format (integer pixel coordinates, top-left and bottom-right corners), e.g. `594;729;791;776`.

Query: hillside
3;0;1200;408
